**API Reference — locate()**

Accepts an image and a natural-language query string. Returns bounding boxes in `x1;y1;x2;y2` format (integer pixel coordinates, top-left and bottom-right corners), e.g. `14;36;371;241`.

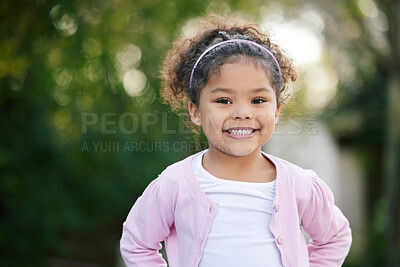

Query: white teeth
228;129;253;135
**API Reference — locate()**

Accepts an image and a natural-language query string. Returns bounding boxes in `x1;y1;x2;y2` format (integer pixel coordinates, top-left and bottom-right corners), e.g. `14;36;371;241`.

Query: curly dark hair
160;14;297;130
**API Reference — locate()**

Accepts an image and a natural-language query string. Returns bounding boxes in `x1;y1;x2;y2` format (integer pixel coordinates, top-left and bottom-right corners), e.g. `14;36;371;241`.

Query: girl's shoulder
265;152;334;203
263;152;318;184
157;150;205;183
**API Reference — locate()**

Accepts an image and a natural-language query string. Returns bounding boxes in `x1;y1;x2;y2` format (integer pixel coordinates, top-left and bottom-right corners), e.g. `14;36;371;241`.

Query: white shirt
192;153;284;267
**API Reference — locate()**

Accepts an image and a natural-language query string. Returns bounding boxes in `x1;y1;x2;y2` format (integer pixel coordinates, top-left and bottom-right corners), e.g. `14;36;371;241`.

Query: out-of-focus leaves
0;0;207;265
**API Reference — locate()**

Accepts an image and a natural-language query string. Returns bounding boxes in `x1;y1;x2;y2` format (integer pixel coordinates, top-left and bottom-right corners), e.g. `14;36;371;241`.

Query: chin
217;145;261;158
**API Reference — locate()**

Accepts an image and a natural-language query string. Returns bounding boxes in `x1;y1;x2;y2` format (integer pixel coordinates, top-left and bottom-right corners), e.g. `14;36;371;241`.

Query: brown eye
252;98;266;104
216;98;232;104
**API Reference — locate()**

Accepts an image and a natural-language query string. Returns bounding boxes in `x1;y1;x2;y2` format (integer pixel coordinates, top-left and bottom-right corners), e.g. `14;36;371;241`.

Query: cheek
256;112;275;122
256;113;276;132
200;109;224;127
206;115;229;136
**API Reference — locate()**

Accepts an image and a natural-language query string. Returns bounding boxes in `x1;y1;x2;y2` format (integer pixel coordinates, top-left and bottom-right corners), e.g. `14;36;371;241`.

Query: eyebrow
252;87;274;94
210;87;274;94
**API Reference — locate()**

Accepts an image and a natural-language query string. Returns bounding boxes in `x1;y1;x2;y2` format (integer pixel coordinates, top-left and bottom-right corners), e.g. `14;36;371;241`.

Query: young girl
120;15;352;267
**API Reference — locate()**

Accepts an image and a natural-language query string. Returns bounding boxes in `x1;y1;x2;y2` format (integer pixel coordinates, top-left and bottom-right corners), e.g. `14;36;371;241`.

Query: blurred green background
1;0;399;266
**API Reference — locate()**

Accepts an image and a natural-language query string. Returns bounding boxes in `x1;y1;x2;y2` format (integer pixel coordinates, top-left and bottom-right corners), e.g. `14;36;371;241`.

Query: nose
232;102;252;120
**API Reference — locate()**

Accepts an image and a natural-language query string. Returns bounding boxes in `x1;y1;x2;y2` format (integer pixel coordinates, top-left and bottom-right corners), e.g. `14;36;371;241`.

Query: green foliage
0;0;207;265
320;0;400;265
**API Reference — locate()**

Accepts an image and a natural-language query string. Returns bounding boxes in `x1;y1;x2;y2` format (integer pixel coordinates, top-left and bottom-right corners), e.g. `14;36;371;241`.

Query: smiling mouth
224;128;257;135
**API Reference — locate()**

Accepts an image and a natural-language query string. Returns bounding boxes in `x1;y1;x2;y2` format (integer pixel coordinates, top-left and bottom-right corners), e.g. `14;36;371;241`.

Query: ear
188;101;201;126
274;103;282;123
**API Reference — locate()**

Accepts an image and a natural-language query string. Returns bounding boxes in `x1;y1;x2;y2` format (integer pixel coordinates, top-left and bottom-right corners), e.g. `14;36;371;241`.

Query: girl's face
188;57;281;157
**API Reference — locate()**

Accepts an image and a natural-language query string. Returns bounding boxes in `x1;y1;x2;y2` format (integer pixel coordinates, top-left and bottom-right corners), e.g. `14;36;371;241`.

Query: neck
202;148;266;179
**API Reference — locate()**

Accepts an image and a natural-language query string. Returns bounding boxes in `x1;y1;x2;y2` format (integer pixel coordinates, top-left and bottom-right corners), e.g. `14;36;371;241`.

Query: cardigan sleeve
120;177;175;266
301;173;352;267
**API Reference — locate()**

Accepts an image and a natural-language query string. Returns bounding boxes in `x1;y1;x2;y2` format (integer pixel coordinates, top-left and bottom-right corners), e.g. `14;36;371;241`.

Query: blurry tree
380;1;400;265
0;0;209;265
313;0;399;265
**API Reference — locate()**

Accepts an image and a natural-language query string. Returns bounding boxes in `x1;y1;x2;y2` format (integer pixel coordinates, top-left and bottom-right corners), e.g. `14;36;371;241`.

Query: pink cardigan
120;150;352;266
